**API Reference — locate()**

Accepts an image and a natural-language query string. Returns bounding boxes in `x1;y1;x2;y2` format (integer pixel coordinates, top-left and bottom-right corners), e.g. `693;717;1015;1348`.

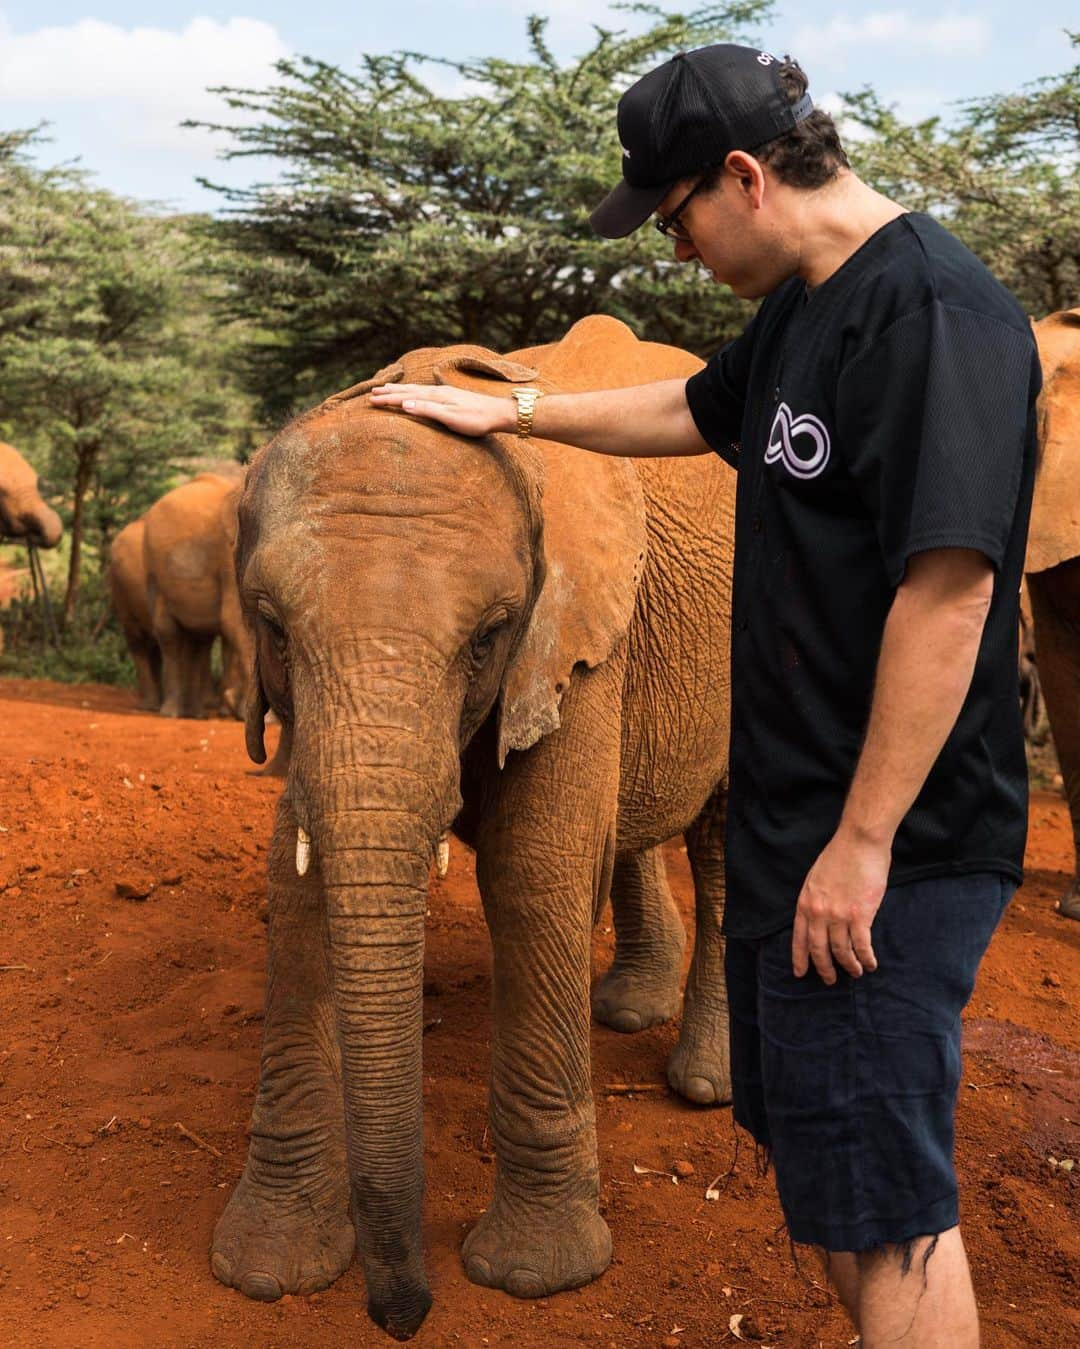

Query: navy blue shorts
725;872;1013;1252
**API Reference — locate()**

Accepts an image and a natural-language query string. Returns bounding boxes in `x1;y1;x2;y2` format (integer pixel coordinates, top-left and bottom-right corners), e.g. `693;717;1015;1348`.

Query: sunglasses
654;176;708;241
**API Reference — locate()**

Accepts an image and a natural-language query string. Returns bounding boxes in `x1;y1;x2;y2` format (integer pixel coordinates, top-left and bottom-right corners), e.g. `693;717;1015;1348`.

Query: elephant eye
259;610;287;649
470;616;506;664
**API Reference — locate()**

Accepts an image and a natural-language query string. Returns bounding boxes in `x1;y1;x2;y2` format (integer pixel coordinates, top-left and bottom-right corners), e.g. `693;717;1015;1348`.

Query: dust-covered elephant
142;472;252;719
108;518;161;711
0;441;62;548
211;316;735;1338
1028;309;1080;919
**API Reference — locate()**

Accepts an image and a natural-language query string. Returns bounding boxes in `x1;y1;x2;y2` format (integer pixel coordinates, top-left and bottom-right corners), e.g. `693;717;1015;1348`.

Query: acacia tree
190;3;770;423
844;33;1080;316
0;133;255;623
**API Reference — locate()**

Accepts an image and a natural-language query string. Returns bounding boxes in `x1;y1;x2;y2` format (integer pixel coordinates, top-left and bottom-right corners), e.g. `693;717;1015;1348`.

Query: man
371;44;1041;1347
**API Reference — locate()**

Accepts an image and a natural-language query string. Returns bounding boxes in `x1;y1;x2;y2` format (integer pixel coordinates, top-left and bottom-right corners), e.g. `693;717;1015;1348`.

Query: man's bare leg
854;1226;977;1348
818;1249;860;1330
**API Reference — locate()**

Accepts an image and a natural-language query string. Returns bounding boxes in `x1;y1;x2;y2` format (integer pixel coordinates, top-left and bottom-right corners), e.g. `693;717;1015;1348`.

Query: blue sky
1;3;1076;212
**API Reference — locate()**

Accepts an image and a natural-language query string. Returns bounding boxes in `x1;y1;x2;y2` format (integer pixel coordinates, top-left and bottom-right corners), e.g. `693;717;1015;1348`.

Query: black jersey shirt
685;212;1042;941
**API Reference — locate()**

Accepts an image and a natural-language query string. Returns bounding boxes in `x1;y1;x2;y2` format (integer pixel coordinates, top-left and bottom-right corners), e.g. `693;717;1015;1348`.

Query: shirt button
773;385;780;402
752;516;763;533
738;619;749;632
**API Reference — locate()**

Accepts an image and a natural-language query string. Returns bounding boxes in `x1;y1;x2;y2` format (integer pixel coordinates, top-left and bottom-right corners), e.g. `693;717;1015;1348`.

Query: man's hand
369;383;513;439
792;826;891;984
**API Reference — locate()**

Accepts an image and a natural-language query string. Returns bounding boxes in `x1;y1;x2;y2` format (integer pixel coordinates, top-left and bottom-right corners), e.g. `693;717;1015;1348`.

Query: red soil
0;679;1076;1348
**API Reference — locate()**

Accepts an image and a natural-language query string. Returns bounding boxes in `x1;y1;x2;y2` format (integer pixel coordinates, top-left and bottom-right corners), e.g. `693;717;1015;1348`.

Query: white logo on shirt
765;402;832;479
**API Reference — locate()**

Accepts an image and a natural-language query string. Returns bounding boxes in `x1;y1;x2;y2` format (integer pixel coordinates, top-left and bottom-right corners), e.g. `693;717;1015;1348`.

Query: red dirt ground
0;679;1076;1348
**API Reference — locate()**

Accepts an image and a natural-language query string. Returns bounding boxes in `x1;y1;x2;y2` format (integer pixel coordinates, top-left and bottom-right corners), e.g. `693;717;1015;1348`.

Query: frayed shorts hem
785;1193;959;1254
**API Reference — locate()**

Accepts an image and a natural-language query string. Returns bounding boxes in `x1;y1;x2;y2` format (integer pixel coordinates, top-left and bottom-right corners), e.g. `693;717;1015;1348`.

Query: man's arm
791;548;995;984
368;377;714;458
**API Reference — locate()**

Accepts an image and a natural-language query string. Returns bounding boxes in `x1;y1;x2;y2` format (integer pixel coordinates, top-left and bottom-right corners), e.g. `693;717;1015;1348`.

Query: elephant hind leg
1028;562;1080;919
666;783;732;1106
591;847;686;1034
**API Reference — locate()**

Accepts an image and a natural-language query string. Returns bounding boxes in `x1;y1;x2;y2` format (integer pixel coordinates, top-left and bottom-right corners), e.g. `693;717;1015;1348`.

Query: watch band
511;386;544;438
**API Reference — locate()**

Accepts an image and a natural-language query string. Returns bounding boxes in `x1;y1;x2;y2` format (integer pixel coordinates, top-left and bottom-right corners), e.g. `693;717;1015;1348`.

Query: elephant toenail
297;1274;331;1295
465;1254;495;1287
239;1271;284;1301
210;1252;233;1286
608;1008;644;1033
505;1268;545;1299
683;1075;718;1104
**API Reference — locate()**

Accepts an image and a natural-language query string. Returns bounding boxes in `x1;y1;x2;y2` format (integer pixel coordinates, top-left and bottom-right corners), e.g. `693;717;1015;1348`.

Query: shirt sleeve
836;300;1039;586
684;311;760;470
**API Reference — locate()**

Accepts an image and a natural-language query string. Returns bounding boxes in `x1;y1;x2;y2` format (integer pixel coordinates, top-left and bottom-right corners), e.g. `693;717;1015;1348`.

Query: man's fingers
851;924;878;973
829;922;863;978
807;925;837;986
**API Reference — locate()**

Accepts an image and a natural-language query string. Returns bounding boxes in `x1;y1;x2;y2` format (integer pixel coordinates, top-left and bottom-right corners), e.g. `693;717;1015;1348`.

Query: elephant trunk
19;493;62;548
0;493;62;549
302;697;457;1340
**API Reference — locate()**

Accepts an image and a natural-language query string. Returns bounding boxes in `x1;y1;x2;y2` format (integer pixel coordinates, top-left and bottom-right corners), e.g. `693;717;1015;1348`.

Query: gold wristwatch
510;386;544;438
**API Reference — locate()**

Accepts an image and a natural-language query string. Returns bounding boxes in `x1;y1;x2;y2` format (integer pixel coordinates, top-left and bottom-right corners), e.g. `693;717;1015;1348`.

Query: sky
0;3;1076;213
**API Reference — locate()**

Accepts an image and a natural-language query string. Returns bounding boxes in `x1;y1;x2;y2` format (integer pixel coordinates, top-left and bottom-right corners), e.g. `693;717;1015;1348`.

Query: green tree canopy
844;32;1080;316
0;130;255;622
191;3;770;424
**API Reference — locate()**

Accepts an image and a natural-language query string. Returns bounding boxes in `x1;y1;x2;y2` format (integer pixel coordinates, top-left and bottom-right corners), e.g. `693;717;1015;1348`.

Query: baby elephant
212;317;735;1339
141;472;252;718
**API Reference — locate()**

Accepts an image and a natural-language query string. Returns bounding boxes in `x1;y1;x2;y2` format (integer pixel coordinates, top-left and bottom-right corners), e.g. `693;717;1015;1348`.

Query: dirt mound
0;679;1077;1347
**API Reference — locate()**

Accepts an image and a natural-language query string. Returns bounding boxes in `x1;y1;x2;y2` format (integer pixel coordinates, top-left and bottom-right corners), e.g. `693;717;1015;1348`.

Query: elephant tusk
296;826;311;876
435;834;450;879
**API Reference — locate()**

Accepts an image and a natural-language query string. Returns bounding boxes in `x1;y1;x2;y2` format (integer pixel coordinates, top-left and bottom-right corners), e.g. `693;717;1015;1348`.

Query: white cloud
791;11;990;67
0;15;289;156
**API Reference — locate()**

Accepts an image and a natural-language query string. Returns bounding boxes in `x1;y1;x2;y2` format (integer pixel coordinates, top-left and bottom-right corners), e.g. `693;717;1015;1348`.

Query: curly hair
702;58;849;191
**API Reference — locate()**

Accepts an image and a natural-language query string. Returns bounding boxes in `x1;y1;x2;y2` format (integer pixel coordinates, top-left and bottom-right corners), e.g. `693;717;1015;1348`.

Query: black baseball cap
590;44;814;239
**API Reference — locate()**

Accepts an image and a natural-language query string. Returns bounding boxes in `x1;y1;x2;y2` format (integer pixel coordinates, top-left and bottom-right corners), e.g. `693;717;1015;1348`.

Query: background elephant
0;441;62;548
142;471;252;720
211;316;736;1339
1028;308;1080;918
107;518;162;710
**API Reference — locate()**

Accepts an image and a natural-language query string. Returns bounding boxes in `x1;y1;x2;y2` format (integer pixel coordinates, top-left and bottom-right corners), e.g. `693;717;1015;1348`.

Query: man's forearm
527;379;712;458
839;550;995;849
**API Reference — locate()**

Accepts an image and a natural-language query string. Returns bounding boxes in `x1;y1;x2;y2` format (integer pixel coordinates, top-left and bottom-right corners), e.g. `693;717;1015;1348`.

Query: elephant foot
666;1014;732;1106
591;959;683;1033
462;1194;611;1299
1056;881;1080;921
158;699;182;718
211;1170;354;1301
591;916;685;1034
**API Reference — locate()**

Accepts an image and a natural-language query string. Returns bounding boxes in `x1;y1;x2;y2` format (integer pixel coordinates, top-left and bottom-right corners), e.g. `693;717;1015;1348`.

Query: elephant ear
1029;310;1080;573
318;362;406;411
433;354;541;388
496;440;647;767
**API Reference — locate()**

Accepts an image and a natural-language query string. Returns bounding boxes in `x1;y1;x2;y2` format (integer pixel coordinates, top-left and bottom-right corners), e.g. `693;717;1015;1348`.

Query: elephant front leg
667;784;732;1105
465;676;618;1299
211;797;354;1300
465;860;612;1298
592;847;686;1033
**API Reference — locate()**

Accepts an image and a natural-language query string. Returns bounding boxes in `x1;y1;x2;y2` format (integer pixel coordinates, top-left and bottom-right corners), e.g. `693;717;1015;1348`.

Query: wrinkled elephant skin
216;316;736;1338
1029;310;1080;918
